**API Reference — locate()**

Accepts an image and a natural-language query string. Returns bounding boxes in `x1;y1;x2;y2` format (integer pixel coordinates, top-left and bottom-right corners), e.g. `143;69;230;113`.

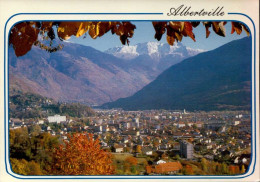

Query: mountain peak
105;42;204;60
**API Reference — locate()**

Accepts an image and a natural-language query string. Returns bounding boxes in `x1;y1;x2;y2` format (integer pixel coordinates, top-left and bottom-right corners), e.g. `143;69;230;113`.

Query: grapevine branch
9;21;250;57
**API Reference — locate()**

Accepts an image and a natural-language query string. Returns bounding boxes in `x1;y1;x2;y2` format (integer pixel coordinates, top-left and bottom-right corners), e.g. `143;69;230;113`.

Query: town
9;109;251;175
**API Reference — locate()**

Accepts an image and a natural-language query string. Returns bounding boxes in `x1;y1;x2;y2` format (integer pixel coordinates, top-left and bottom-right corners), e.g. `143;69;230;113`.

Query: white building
187;122;193;127
38;120;44;124
236;114;243;119
95;119;103;125
123;122;131;129
177;122;186;128
232;120;240;126
48;115;66;123
156;160;166;165
134;118;140;128
204;138;212;144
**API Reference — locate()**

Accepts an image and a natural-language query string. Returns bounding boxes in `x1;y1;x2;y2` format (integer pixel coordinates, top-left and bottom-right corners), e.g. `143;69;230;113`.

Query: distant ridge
102;37;252;111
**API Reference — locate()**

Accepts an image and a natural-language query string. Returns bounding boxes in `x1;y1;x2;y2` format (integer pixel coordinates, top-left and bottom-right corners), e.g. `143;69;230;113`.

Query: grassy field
112;153;148;163
112;153;133;161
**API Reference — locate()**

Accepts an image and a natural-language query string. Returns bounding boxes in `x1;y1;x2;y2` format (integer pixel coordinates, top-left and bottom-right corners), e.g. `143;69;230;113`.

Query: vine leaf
9;22;39;57
183;22;196;41
212;22;226;37
152;22;167;41
231;22;250;36
9;21;250;57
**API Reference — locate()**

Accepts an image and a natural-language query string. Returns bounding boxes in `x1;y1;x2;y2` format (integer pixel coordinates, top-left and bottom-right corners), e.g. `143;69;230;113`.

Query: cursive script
167;5;225;16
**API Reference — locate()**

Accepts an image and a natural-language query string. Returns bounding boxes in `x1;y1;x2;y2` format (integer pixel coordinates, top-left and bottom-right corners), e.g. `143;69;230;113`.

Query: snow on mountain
108;45;139;60
186;47;205;57
105;42;205;60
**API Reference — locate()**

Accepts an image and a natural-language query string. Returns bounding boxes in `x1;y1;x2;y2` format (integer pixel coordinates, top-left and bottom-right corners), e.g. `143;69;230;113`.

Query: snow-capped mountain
102;37;251;111
105;42;204;60
105;42;205;82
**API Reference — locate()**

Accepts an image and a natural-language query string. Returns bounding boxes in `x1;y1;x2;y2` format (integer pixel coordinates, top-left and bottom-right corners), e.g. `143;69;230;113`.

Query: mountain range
105;41;203;60
102;37;252;111
9;41;202;105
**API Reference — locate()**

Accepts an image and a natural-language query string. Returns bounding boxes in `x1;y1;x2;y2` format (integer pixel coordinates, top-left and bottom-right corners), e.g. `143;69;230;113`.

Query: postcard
0;0;259;181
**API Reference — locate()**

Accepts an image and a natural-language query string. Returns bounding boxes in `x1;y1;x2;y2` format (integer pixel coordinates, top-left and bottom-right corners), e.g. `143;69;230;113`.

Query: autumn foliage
135;145;142;153
123;156;138;173
11;158;42;175
9;21;249;57
125;156;138;166
183;164;194;175
229;165;240;175
51;132;114;175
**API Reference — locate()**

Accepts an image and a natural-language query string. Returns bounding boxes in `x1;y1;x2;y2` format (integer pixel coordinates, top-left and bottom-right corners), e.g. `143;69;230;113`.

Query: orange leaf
184;22;196;41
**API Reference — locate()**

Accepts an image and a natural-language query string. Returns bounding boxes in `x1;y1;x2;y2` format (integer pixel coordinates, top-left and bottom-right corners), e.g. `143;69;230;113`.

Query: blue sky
68;21;247;51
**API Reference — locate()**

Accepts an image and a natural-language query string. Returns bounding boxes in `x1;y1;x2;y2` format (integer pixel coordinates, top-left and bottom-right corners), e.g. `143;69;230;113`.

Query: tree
124;156;138;174
9;21;249;57
183;165;194;175
10;158;42;175
125;156;138;166
153;140;159;148
33;133;59;173
30;124;42;136
10;128;60;174
27;160;43;175
209;161;218;174
51;132;114;175
229;165;240;175
216;163;222;174
241;164;246;174
9;127;31;160
136;145;142;153
175;154;181;161
201;158;208;173
220;162;228;174
10;158;28;175
146;165;152;174
124;146;131;153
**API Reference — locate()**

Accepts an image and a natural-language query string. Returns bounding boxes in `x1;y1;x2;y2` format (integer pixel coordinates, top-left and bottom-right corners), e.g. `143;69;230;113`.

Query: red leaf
184;22;196;41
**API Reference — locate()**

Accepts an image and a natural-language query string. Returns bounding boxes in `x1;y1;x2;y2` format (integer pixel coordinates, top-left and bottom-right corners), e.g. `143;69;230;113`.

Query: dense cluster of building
9;109;251;172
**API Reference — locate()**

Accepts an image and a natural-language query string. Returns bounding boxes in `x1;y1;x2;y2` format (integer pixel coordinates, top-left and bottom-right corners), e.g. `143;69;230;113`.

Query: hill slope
9;41;201;105
102;37;252;111
9;91;95;119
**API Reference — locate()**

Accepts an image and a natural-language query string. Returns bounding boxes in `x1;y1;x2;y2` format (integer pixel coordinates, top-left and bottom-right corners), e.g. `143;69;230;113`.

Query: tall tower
135;118;140;128
180;140;193;159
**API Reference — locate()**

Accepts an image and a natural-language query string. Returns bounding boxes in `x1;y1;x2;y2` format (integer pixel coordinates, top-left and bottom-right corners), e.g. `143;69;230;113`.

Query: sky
68;21;248;52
